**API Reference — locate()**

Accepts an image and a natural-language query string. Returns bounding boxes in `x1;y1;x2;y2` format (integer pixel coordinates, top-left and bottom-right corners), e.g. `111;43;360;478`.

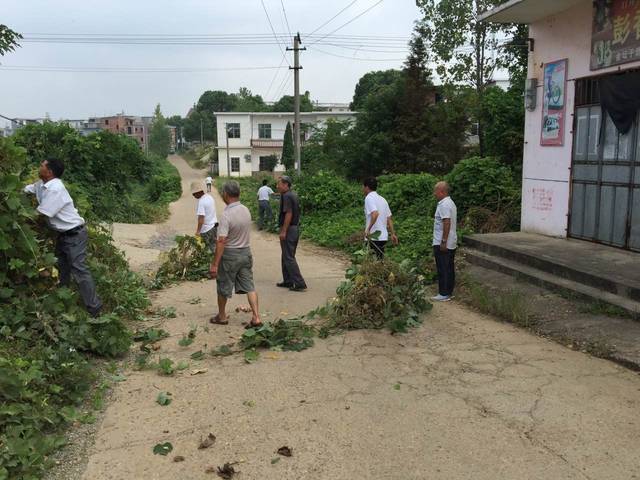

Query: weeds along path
79;157;640;479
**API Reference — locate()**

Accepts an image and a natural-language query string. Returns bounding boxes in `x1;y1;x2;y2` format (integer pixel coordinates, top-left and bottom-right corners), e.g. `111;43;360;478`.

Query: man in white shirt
256;179;275;230
362;177;398;259
24;158;102;317
191;181;218;254
205;176;213;192
432;181;457;302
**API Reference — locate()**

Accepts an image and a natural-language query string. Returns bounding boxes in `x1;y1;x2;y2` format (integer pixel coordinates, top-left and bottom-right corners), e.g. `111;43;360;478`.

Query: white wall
523;1;640;237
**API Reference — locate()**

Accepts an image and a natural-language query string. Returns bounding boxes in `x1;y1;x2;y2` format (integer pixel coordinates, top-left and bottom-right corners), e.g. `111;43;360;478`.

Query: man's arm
387;216;399;245
441;218;451;252
280;211;292;241
209;236;226;278
195;215;205;236
23;183;37;195
366;211;380;237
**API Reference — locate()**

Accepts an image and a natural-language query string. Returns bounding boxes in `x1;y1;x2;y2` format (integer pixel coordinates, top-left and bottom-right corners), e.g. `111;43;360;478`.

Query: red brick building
99;114;147;149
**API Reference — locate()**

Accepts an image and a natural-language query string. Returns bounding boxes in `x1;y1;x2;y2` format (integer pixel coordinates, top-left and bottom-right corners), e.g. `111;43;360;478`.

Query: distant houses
214;111;357;176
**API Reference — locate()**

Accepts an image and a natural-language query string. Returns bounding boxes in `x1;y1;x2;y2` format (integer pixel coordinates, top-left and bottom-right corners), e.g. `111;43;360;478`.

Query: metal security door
569;77;639;251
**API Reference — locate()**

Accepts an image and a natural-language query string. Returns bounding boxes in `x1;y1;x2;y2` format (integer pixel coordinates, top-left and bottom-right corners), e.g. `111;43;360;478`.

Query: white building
481;0;640;252
214;111;356;177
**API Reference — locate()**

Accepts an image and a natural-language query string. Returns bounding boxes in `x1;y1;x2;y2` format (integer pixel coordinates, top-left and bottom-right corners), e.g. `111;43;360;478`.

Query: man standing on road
257;179;274;230
24;158;102;317
205;175;213;193
362;177;398;259
432;181;457;302
209;181;262;328
191;181;218;254
277;176;307;292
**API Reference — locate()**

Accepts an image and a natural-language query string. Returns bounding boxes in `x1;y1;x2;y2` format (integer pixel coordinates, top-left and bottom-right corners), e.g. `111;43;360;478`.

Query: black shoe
277;282;293;288
289;284;307;292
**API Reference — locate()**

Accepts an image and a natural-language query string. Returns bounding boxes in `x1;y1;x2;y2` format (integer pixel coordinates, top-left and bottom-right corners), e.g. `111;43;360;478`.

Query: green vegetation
281;122;295;171
13;122;181;223
182;145;213;170
0;136;151;479
462;278;533;328
148;104;172;158
153;235;212;288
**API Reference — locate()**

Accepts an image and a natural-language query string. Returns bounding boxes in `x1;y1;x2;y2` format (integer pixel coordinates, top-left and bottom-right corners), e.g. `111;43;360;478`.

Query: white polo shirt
205;176;213;185
364;191;392;241
196;193;218;234
257;185;274;201
433;196;457;249
24;178;84;232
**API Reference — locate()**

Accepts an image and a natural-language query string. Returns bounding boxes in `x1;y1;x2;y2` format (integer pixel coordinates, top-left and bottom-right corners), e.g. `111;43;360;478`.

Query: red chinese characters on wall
531;188;554;212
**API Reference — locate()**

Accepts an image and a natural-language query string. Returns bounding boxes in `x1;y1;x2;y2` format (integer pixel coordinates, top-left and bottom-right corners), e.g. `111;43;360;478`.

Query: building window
140;137;144;143
127;126;132;134
258;123;272;139
227;123;241;139
231;157;240;172
105;119;109;125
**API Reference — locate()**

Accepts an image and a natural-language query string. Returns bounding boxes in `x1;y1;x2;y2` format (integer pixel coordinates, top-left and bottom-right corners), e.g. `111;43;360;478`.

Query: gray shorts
217;247;255;298
200;225;217;254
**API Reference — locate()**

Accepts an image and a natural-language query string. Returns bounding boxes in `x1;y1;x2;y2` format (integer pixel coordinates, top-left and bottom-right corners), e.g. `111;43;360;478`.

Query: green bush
0;136;150;478
446;156;520;218
295;171;360;213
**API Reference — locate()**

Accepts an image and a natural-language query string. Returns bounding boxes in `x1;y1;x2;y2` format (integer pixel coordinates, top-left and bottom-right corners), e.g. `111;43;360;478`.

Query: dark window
258;123;272;139
259;155;274;171
231;157;240;172
105;119;109;125
227;123;241;138
127;126;132;134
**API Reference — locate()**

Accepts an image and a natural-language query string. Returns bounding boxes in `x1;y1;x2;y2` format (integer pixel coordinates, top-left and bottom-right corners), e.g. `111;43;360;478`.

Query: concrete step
465;248;640;318
464;234;640;303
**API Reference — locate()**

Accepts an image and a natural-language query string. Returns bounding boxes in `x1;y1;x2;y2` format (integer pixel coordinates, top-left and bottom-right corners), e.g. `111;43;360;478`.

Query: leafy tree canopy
0;24;21;56
149;104;171;158
350;69;403;111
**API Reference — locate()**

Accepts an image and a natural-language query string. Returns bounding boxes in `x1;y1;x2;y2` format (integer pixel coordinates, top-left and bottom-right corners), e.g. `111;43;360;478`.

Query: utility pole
225;123;231;177
287;33;306;174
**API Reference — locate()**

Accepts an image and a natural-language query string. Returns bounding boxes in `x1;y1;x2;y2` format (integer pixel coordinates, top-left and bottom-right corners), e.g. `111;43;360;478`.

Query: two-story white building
214;111;356;177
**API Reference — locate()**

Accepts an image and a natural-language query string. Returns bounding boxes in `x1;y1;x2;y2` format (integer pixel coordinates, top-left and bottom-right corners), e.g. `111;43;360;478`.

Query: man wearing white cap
190;181;218;254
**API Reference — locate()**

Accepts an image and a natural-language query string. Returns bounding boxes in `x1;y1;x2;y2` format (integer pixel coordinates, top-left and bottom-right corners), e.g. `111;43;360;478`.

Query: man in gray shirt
209;181;262;327
277;176;307;292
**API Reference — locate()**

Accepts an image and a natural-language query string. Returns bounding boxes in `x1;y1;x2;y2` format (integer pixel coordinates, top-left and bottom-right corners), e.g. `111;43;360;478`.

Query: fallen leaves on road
153;442;173;456
198;433;216;449
216;463;237;479
277;446;292;457
156;391;172;406
173;455;185;463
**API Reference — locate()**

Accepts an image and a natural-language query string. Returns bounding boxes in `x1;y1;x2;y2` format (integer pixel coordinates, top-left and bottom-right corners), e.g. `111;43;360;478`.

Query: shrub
446;156;520;218
153;235;212;288
295;171;361;213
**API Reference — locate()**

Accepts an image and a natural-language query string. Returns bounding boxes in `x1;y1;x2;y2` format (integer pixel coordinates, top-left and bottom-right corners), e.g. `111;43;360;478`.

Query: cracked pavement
79;157;640;480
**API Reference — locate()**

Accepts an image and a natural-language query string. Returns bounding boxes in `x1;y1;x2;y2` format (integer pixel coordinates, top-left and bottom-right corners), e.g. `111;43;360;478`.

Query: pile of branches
317;252;432;335
153;235;211;288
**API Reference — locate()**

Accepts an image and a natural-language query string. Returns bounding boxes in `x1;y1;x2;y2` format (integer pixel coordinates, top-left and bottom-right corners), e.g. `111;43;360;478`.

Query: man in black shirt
277;176;307;291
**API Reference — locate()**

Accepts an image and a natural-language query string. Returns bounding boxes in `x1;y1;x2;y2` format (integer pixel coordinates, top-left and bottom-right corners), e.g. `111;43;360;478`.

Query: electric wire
308;0;384;46
260;0;292;67
306;0;359;36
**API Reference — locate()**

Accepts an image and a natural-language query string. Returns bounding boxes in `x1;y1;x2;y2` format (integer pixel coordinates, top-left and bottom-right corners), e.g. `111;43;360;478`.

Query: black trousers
56;226;102;316
280;225;306;287
433;246;456;297
369;240;387;259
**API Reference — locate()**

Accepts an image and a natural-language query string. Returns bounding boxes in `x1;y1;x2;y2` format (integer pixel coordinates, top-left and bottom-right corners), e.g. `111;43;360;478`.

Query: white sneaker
430;294;451;302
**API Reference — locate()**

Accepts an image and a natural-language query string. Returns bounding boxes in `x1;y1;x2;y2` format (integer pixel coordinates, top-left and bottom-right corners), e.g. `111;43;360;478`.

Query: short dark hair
279;175;292;187
363;177;377;191
45;158;65;178
262;179;269;186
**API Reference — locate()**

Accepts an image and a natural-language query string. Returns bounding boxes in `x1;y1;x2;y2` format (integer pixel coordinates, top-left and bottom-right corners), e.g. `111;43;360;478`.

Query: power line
308;0;385;46
307;0;359;36
0;65;286;73
260;0;292;67
280;0;293;39
264;52;289;99
307;45;404;62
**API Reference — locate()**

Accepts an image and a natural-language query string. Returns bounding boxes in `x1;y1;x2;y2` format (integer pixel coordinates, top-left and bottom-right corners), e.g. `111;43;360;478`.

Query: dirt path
80;156;640;480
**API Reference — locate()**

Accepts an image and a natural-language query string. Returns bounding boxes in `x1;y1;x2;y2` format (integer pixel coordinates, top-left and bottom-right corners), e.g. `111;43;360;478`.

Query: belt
60;224;85;236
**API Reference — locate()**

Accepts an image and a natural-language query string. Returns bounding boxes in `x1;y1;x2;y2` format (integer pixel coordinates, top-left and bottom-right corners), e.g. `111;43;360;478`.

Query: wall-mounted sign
591;0;640;70
541;59;567;146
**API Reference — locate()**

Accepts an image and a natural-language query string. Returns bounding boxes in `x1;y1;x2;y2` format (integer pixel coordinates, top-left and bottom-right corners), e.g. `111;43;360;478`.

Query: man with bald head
432;181;457;301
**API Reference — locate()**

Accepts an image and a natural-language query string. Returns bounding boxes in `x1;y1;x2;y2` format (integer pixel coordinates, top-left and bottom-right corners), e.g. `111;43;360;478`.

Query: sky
0;0;420;125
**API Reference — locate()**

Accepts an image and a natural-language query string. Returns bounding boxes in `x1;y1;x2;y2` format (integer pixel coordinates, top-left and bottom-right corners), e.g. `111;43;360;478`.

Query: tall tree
149;104;171;158
235;87;268;112
281;122;295;170
414;0;515;155
272;91;313;112
0;24;21;56
350;70;403;111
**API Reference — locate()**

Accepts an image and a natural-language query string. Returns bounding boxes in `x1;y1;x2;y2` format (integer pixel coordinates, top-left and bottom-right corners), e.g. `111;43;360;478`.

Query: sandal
209;314;229;325
244;321;263;330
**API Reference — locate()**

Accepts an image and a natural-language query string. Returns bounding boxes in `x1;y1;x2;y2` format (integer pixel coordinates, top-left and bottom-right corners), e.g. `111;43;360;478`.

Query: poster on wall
591;0;640;70
540;59;567;147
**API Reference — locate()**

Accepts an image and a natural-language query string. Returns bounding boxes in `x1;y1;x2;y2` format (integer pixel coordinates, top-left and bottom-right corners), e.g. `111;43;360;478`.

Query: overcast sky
0;0;420;125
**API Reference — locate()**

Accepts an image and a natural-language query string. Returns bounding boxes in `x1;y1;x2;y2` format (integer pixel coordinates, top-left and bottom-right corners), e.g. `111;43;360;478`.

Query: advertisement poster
541;59;567;146
591;0;640;70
